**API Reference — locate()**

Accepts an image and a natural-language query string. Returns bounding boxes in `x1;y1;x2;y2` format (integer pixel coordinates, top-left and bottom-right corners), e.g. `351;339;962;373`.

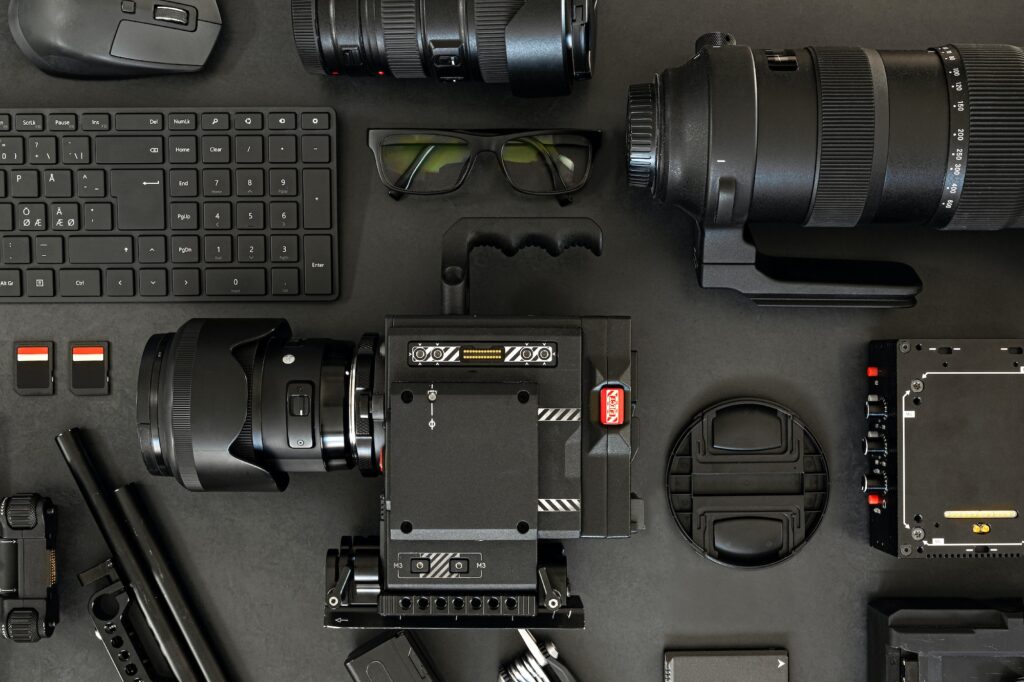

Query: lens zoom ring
290;0;325;74
475;0;526;83
806;47;876;227
170;325;200;490
380;0;425;78
950;44;1024;229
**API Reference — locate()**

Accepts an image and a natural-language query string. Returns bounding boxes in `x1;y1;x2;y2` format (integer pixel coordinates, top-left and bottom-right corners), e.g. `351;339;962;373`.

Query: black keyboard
0;108;338;301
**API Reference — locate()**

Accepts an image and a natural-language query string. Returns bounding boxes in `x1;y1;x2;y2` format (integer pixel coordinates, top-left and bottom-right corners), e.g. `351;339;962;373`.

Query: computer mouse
8;0;222;77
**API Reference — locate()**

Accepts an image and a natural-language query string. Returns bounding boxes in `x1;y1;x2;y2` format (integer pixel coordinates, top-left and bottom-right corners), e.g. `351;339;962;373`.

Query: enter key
111;169;165;230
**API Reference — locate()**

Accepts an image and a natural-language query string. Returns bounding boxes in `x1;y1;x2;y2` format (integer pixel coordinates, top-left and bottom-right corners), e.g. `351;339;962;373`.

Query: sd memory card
14;341;54;396
70;342;110;396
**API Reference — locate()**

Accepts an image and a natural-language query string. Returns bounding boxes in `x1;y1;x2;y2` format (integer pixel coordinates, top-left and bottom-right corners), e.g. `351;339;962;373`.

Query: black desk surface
3;1;1024;680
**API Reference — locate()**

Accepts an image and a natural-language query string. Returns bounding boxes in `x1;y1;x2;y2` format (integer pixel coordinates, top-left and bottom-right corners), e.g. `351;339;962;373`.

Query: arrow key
173;269;200;296
138;235;166;263
139;269;167;296
105;269;134;296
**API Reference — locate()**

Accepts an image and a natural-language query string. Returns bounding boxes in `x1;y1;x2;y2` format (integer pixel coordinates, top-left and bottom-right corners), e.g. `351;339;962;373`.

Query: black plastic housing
0;494;57;643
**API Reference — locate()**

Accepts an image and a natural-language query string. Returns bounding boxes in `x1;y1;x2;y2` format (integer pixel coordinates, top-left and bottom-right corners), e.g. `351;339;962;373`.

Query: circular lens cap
666;398;829;568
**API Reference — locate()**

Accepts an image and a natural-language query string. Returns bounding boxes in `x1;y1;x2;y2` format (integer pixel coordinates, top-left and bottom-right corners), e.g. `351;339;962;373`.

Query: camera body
0;494;58;643
327;315;640;628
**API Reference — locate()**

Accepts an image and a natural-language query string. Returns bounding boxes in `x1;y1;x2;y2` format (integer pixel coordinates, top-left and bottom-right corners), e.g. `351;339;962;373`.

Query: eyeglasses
367;129;601;205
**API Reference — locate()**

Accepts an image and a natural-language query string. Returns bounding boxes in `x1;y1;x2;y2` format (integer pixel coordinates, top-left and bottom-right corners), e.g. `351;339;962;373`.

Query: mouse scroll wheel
154;5;190;25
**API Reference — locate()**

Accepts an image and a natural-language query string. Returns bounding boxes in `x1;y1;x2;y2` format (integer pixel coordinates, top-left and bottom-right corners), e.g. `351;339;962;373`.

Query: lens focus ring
627;82;658;190
380;0;426;78
290;0;325;74
949;44;1024;229
476;0;526;84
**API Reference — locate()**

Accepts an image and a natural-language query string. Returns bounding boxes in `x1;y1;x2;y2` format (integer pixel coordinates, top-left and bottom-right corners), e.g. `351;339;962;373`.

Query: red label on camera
600;387;625;426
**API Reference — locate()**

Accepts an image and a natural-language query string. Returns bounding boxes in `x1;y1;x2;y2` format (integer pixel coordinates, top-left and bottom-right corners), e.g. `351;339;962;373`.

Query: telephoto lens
290;0;596;97
627;33;1024;306
136;319;382;492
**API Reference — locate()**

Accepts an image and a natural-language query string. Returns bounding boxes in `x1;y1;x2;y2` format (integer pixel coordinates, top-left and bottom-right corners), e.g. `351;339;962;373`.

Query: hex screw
911;380;924;393
899;342;911;353
911;527;926;541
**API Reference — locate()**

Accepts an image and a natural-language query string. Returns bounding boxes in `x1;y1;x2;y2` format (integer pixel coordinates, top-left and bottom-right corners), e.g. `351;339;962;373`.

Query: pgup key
111;170;165;230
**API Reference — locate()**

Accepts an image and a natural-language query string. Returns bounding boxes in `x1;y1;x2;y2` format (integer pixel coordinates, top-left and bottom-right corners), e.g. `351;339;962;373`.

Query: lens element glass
379;135;472;194
500;134;592;194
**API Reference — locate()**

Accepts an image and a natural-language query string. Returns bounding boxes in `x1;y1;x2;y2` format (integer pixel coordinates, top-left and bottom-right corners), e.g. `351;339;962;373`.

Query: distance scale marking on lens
407;342;557;367
931;44;971;227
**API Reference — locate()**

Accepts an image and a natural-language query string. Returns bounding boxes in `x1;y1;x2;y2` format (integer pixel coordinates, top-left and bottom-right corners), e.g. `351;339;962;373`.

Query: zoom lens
291;0;597;97
627;36;1024;230
137;319;381;492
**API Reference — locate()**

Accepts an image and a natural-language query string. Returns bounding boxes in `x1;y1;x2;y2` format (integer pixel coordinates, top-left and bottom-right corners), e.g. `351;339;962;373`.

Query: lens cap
666;398;829;567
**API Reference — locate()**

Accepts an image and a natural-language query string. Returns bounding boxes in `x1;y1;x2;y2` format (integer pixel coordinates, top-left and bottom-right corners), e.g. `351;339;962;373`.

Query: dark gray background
3;1;1024;680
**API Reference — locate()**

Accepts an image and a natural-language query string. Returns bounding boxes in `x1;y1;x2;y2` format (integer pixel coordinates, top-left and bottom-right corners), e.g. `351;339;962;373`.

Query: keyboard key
29;137;57;164
47;115;77;131
203;203;231;229
270;169;297;196
111;170;165;230
204;235;231;262
236;169;264;196
238;235;265;262
51;204;79;231
170;203;199;230
34;236;63;264
11;170;39;198
76;170;106;197
206;269;265;295
2;236;30;264
43;171;72;198
116;113;164;131
271;235;299;262
84;203;113;230
0;204;11;231
235;136;263;163
169;136;198;163
0;115;10;132
16;114;43;131
59;269;101;296
203;169;230;196
0;171;5;198
301;135;331;163
272;267;299;295
18;204;45;230
301;113;330;130
202;136;231;163
138;236;166;263
81;114;110;131
171;236;199;263
168;114;197;131
201;113;230;130
96;136;163;164
237;203;264;229
234;113;263;130
302;169;332;229
172;268;200;295
271;202;298;229
0;137;23;164
0;270;20;296
68;236;133;264
25;269;54;296
269;113;296;130
139;269;168;296
303;235;333;295
105;269;134;296
169;170;199;197
269;136;297;163
62;137;90;164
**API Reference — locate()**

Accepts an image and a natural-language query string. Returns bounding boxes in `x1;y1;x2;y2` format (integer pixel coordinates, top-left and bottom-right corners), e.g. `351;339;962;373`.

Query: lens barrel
290;0;596;97
137;319;379;493
628;39;1024;231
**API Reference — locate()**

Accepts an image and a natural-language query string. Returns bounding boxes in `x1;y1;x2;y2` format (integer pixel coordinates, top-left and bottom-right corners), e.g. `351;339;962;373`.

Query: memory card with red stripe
14;341;54;396
70;341;110;396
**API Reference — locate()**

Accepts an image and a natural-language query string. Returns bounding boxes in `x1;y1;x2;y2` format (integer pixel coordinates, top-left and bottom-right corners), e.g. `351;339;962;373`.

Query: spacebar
205;269;266;296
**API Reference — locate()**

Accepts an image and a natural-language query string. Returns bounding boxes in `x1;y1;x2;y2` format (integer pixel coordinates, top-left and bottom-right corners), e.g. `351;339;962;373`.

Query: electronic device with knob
0;493;57;643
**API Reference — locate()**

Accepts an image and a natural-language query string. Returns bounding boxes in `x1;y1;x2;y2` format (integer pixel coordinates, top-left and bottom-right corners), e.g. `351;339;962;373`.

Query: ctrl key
59;269;101;296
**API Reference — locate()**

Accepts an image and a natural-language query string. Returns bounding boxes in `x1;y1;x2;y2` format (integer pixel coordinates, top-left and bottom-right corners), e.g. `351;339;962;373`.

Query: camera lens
137;319;381;492
628;40;1024;230
290;0;597;97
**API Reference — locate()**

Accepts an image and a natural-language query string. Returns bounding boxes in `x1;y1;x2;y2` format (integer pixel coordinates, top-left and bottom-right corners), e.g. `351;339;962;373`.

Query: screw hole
505;597;518;610
435;597;447;610
517;390;530;404
453;597;465;611
914;514;923;523
110;636;123;649
118;650;131;662
915;344;923;351
417;597;429;611
471;597;483;610
487;597;500;611
517;521;530;534
399;597;412;611
913;397;921;405
942;361;949;368
400;521;413;534
401;391;413;404
124;665;137;677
